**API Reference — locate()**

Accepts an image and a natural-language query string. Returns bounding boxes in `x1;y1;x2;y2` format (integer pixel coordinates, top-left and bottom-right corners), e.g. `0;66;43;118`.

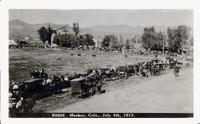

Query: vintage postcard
1;0;200;124
8;9;193;118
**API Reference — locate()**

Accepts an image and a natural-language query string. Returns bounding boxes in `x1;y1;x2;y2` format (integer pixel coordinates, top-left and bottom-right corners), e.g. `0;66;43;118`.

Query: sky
9;9;193;27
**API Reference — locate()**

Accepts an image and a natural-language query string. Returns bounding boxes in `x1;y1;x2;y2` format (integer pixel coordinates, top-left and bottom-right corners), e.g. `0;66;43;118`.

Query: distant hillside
9;19;71;40
9;19;192;42
86;25;144;34
10;20;145;41
9;19;39;40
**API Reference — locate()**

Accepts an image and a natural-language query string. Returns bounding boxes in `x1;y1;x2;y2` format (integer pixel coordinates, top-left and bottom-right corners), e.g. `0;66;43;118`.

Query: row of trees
141;25;190;53
38;23;191;54
142;27;164;51
167;26;189;53
53;33;95;48
101;35;137;50
38;23;139;50
38;22;95;49
38;26;55;48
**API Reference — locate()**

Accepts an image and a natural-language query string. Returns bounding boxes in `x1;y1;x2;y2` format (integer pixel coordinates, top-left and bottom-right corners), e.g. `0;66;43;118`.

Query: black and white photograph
8;9;193;118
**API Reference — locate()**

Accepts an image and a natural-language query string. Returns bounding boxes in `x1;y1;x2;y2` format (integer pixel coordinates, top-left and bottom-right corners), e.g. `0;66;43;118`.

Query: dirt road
49;67;193;113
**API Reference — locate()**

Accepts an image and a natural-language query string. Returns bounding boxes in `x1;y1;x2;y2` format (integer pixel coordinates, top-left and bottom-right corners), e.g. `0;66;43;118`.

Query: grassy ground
9;48;153;82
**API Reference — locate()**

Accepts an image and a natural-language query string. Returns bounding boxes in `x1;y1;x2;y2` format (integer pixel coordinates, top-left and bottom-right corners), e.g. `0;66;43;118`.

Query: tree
141;27;165;51
101;35;118;49
47;25;55;46
125;39;130;49
38;26;48;48
79;35;85;49
141;27;157;51
167;25;189;53
117;35;124;49
53;34;75;48
119;35;124;43
130;37;137;49
111;35;118;49
84;34;95;49
72;22;80;48
154;31;164;50
38;25;55;48
102;35;111;48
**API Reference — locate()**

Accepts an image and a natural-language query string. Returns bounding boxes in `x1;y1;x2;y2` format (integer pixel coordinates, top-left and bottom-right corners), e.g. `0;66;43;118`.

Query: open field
9;48;153;82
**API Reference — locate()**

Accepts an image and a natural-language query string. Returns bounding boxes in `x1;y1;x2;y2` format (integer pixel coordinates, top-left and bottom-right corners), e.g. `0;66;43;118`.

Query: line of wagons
9;58;182;115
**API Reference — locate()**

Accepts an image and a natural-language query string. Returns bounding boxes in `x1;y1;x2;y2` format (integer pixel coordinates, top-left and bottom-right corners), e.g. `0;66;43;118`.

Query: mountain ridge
9;19;192;42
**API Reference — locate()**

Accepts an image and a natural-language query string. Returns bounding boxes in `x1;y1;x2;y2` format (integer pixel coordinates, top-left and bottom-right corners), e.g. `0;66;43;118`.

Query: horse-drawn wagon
21;78;45;98
70;77;86;94
70;74;105;98
116;66;130;79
